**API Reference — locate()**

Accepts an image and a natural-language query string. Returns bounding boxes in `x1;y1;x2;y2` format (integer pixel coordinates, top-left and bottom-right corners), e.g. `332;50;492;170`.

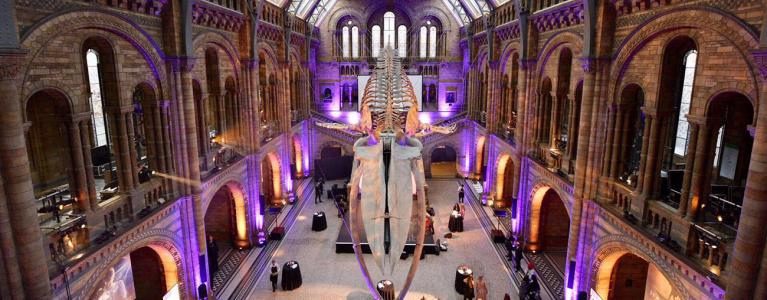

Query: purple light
330;111;342;118
439;111;452;118
346;112;360;124
418;112;432;124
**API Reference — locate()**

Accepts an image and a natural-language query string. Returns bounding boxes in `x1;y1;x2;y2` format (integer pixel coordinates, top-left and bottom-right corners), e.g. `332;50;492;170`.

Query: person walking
475;275;488;300
270;260;279;292
458;186;465;203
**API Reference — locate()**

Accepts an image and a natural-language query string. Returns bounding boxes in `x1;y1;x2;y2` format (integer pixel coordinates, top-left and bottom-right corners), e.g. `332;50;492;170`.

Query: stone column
0;50;52;298
640;114;660;198
80;121;99;209
687;122;711;220
608;109;623;179
727;51;767;299
566;58;597;265
126;111;140;186
161;101;174;173
635;109;652;193
68;121;90;212
616;110;632;177
115;111;134;190
152;105;167;172
678;122;699;217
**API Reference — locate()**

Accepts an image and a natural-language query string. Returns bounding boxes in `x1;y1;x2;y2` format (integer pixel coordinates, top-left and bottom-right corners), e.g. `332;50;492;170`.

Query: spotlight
81;224;86;229
717;215;723;222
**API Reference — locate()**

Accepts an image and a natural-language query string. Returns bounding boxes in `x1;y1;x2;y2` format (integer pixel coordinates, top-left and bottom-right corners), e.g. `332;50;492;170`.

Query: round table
281;261;302;290
454;264;473;294
448;212;464;232
377;279;395;300
312;211;327;231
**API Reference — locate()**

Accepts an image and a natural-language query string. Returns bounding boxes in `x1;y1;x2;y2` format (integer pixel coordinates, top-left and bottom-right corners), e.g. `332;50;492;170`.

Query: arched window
342;26;350;58
397;25;407;57
351;26;359;58
86;49;108;147
371;25;381;57
429;26;437;58
383;12;395;48
419;26;427;58
673;50;698;156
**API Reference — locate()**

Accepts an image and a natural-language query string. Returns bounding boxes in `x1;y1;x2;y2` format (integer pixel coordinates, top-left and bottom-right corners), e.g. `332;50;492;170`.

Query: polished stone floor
245;179;517;299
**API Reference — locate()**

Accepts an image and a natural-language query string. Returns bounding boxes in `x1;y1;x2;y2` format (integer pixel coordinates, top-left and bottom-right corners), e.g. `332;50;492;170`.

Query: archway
529;186;569;272
90;245;179;300
494;154;514;208
595;251;676;300
430;145;458;178
261;152;283;207
317;143;352;180
474;136;486;179
204;182;248;276
292;135;304;177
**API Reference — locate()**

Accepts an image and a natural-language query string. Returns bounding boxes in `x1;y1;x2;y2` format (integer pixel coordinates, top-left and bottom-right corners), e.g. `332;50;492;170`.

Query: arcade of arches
2;0;767;300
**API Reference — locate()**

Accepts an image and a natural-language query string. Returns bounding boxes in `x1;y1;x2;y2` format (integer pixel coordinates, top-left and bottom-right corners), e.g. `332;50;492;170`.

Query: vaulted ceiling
266;0;510;25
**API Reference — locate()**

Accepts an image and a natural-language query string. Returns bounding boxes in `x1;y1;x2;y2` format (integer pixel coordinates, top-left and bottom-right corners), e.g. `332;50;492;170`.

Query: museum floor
227;179;537;300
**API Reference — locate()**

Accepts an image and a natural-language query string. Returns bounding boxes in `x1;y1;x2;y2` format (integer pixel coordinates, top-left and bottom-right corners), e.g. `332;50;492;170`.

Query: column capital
750;48;767;79
519;58;536;71
579;56;610;74
166;56;198;73
0;49;28;80
242;58;258;70
71;112;91;122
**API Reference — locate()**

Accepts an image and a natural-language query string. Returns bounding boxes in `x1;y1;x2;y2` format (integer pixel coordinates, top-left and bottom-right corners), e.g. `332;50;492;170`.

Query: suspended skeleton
318;47;455;299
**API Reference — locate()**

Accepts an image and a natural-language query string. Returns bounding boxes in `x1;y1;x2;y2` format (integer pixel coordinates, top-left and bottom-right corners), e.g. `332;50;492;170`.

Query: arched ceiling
268;0;509;26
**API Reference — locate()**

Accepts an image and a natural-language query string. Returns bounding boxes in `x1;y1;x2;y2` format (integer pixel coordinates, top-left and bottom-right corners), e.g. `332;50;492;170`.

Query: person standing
505;236;515;261
463;274;476;300
207;235;219;275
514;247;523;272
528;274;540;299
458;186;465;203
270;260;279;292
475;275;488;300
314;182;323;204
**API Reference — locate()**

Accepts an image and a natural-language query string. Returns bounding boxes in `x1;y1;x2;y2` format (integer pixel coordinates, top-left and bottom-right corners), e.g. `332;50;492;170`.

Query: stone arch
494;154;515;201
204;180;249;248
20;9;168;99
591;236;688;300
527;182;570;251
499;42;521;72
193;30;242;71
21;86;74;121
474;135;486;177
262;151;283;203
325;7;367;30
703;86;758;120
609;8;761;102
317;140;352;159
84;231;186;300
425;142;460;178
292;134;304;176
534;30;583;76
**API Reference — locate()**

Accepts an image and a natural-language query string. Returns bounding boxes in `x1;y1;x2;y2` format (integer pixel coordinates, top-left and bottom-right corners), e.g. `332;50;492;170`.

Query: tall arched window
342;26;350;58
429;26;437;58
371;25;381;57
397;25;407;57
419;26;427;58
351;26;359;58
86;49;108;147
673;50;698;156
383;12;395;48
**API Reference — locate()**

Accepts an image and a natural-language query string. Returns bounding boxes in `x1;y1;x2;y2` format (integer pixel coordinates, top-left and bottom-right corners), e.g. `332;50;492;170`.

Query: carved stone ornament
0;49;29;80
751;49;767;79
166;56;197;73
